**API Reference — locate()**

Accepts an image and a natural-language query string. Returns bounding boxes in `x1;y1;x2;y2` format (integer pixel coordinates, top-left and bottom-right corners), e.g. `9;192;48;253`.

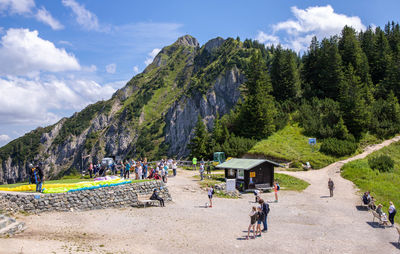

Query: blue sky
0;0;399;146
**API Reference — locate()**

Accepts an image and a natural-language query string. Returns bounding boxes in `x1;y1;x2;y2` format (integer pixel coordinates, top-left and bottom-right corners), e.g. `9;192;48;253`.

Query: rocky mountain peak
175;35;199;47
204;37;225;53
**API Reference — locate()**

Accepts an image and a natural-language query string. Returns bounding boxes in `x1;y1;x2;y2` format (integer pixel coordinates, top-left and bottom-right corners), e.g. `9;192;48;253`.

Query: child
207;184;214;208
246;206;257;240
256;207;264;237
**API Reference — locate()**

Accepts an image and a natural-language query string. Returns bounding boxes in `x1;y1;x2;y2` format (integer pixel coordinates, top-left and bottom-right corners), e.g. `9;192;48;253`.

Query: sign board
226;179;236;192
308;138;317;145
250;171;256;178
237;169;244;180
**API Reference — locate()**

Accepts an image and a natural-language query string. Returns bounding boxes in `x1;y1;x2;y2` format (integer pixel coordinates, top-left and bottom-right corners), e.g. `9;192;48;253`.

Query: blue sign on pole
308;138;317;145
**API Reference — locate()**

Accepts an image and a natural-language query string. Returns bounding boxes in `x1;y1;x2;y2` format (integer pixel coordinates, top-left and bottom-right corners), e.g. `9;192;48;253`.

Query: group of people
247;199;270;239
87;158;178;183
363;191;397;226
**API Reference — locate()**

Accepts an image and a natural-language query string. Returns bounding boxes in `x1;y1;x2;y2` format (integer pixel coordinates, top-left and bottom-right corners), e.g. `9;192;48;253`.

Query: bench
137;194;159;208
371;210;390;226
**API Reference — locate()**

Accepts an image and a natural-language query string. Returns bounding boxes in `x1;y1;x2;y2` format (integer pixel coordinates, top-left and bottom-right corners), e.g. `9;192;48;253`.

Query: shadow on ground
366;221;387;229
355;205;369;211
389;242;400;249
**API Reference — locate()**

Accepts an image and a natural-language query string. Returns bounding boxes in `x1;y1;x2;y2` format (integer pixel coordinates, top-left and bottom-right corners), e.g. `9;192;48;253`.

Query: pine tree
271;46;301;101
188;115;209;158
339;65;371;138
238;51;277;139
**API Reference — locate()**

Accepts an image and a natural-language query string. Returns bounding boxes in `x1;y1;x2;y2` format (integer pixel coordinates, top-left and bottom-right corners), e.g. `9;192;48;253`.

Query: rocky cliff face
0;35;250;184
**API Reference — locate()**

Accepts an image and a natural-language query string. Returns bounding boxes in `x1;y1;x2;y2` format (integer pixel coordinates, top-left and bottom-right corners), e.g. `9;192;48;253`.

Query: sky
0;0;399;147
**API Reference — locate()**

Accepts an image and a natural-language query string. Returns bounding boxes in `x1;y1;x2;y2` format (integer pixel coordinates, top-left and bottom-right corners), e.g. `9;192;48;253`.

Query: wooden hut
216;158;281;191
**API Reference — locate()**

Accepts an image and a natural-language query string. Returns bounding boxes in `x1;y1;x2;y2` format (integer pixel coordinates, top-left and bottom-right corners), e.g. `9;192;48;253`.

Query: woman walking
246;206;257;240
274;181;280;202
388;201;397;226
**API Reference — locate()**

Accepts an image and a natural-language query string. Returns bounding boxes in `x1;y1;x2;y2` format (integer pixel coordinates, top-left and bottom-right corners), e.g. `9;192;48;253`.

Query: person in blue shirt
124;161;131;179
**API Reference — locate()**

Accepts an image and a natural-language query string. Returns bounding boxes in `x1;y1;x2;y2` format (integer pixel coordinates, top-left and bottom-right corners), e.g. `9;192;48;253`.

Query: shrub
368;155;394;172
320;138;357;157
290;161;303;168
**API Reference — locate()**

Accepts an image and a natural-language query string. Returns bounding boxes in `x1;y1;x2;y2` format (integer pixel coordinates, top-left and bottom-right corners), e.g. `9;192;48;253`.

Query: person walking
88;162;93;178
199;163;205;181
259;199;269;232
273;181;280;202
192;157;197;171
172;160;177;176
207;185;214;208
328;178;334;197
388;201;397;227
206;163;211;175
246;206;257;240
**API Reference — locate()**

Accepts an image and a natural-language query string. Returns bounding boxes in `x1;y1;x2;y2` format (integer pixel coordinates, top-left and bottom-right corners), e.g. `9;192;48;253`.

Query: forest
189;22;400;160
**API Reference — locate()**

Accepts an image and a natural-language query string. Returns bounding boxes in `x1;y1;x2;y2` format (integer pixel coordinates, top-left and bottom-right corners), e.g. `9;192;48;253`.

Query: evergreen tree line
189;22;400;159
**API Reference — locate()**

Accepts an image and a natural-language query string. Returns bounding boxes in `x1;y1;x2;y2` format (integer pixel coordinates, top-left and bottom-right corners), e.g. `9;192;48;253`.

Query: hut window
237;169;244;179
228;169;235;177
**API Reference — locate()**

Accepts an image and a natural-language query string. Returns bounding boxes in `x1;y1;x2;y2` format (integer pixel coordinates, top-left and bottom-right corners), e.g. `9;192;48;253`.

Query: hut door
255;167;268;184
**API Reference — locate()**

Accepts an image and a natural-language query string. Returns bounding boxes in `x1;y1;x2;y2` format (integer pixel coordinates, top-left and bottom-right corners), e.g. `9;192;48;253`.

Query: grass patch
248;124;337;169
193;173;238;199
274;173;310;191
341;141;400;224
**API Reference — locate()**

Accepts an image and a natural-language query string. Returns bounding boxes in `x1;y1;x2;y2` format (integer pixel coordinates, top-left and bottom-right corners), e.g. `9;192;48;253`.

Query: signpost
308;138;317;152
226;179;236;192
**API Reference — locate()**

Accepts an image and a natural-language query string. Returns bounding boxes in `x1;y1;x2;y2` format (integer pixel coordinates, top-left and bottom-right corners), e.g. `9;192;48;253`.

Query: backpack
263;203;270;215
276;183;280;191
212;188;215;195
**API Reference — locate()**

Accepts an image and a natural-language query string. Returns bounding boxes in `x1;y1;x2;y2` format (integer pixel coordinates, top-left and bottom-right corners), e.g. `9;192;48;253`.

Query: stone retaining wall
0;180;170;214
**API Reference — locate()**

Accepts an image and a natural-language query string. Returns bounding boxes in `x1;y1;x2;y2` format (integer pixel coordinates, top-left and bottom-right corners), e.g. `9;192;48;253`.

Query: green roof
216;158;281;170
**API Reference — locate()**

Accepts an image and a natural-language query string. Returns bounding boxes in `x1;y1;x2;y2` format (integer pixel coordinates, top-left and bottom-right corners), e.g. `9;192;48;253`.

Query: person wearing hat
150;189;165;207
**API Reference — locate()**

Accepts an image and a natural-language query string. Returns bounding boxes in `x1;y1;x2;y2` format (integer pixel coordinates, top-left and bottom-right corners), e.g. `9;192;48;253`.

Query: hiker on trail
33;162;44;193
199;162;205;181
172;160;177;176
328;178;334;197
388;201;396;227
256;206;264;237
273;181;280;202
143;163;148;179
246;206;257;240
207;184;214;208
259;199;269;232
150;189;165;207
192;157;197;171
254;189;261;203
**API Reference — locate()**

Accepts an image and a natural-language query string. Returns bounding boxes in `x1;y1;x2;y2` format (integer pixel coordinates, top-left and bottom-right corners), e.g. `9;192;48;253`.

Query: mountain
0;35;250;184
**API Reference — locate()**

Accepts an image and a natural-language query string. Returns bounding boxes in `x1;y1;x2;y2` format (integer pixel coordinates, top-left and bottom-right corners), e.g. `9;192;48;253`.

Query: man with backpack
33;162;45;193
259;199;270;232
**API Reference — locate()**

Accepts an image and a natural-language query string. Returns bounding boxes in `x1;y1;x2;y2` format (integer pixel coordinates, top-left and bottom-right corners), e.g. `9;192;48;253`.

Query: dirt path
1;137;399;253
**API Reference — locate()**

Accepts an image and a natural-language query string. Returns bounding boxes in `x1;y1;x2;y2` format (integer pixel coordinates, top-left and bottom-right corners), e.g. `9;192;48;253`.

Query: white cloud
0;28;80;76
255;31;279;47
0;134;10;142
62;0;104;31
133;65;139;74
0;0;35;14
0;76;119;125
81;64;97;72
256;5;366;52
105;63;116;74
35;7;63;30
144;48;161;66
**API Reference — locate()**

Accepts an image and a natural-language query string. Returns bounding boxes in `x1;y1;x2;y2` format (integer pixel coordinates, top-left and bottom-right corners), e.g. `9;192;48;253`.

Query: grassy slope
248;124;337;169
274;173;310;191
341;141;400;224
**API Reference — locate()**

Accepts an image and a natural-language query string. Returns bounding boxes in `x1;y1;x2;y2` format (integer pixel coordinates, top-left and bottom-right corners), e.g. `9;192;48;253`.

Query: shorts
257;220;262;225
208;195;213;199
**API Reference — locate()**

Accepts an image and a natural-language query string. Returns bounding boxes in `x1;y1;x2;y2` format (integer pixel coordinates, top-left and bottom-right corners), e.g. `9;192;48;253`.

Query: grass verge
274;173;310;191
341;141;400;224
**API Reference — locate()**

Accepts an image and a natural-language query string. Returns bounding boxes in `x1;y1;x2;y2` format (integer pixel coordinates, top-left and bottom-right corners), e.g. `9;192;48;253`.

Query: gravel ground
1;137;399;254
